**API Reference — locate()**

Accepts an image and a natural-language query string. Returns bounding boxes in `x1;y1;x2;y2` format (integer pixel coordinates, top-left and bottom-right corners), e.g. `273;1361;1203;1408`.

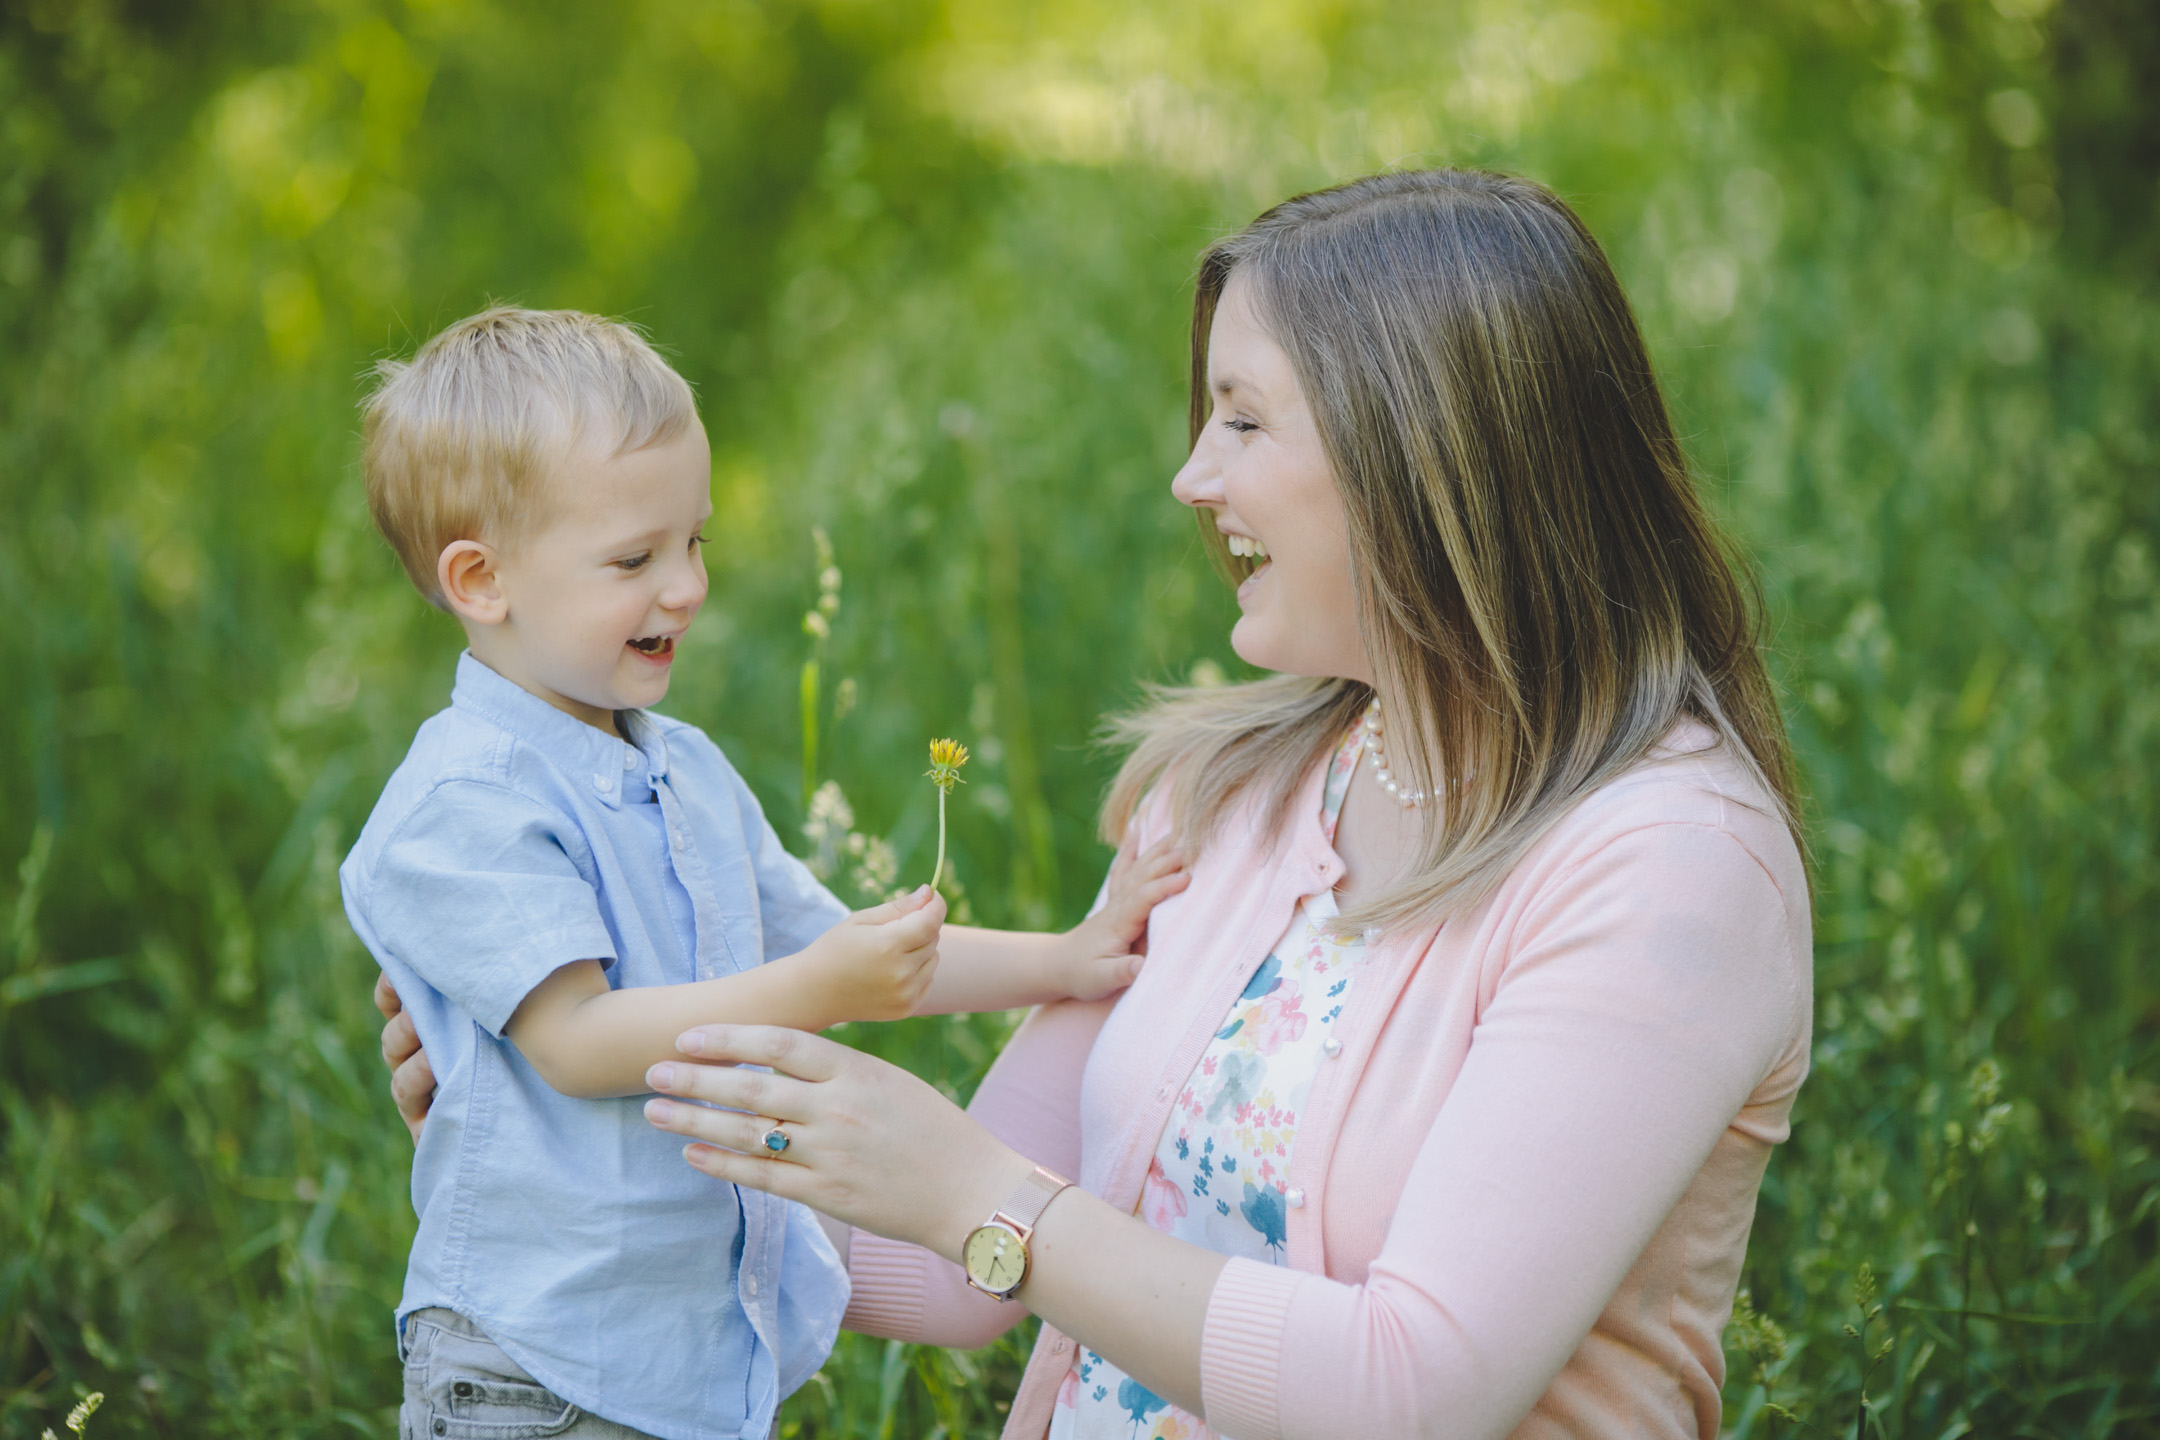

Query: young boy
340;308;1170;1440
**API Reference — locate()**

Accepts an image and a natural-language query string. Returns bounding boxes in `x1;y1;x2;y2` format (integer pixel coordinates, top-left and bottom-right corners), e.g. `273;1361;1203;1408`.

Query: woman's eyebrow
1213;372;1266;403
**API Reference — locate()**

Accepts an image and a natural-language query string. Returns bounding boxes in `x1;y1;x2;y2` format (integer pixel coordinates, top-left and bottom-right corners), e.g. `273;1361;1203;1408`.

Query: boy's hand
797;884;947;1025
1050;836;1190;1002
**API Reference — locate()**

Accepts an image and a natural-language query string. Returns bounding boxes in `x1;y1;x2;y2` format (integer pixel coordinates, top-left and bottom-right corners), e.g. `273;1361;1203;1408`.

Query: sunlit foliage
2;1;2154;1435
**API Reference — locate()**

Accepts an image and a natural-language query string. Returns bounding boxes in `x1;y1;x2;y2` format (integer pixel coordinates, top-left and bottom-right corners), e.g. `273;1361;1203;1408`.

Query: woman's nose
1171;439;1224;510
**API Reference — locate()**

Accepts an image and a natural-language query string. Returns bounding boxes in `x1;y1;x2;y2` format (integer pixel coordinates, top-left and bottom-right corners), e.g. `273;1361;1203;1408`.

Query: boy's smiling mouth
627;634;676;661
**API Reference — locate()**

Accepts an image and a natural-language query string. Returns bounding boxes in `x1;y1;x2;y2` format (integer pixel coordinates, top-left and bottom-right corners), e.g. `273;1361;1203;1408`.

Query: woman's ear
438;540;508;626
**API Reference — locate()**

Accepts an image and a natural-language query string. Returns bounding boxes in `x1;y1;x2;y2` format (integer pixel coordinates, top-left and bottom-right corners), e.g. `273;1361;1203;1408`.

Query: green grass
3;1;2155;1436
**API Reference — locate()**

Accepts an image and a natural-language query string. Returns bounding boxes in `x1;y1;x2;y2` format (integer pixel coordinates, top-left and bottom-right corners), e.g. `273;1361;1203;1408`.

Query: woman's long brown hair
1103;168;1798;934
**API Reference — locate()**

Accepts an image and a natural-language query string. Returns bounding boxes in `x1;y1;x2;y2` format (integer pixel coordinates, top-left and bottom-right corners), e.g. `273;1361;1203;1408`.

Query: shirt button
745;1275;759;1297
594;774;614;793
623;748;638;770
1322;1037;1343;1058
1286;1188;1306;1208
671;830;687;851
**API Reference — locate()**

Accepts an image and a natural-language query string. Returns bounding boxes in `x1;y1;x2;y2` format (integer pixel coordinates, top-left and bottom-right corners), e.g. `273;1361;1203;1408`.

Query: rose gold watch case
961;1164;1072;1301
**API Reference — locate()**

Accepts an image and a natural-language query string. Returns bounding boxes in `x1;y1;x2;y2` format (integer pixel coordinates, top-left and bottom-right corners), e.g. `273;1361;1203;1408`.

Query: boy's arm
911;839;1189;1015
508;889;944;1098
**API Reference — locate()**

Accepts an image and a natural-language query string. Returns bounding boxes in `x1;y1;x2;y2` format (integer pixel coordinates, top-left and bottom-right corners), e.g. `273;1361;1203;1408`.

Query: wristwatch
962;1164;1073;1300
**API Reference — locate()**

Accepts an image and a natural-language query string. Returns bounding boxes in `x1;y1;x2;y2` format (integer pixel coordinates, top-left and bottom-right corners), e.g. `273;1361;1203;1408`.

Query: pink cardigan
843;726;1812;1440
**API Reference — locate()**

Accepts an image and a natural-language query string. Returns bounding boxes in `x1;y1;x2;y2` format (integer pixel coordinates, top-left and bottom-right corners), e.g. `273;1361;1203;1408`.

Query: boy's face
463;423;714;734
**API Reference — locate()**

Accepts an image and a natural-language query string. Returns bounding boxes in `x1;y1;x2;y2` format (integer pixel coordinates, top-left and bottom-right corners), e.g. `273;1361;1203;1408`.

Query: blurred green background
3;0;2155;1435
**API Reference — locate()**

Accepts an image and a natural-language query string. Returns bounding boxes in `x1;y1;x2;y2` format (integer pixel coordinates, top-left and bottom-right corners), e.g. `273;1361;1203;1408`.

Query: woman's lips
1235;560;1272;604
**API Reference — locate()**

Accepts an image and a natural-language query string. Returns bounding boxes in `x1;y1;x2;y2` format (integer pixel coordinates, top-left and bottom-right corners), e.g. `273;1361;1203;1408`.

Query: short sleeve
362;780;618;1036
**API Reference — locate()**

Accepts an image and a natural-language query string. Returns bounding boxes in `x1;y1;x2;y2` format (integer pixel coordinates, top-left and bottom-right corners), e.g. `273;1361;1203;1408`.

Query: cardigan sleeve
1199;820;1807;1440
843;993;1116;1347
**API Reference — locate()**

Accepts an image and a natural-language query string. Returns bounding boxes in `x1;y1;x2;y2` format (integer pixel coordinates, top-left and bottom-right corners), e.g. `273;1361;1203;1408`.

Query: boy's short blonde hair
362;306;699;605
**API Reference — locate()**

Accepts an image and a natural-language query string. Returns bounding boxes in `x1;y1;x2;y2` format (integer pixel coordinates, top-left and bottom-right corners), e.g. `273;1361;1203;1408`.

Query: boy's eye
615;552;653;572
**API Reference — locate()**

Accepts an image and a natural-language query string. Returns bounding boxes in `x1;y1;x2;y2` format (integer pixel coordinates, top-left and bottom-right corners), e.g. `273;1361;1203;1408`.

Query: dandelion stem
924;738;968;893
932;786;949;893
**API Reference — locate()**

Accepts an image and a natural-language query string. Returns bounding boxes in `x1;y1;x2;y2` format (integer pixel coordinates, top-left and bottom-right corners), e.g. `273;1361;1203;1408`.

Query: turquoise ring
760;1125;791;1157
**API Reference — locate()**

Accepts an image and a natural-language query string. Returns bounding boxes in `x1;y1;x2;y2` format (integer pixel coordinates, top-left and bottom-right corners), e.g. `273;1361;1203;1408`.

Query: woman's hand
642;1025;1035;1261
374;971;437;1144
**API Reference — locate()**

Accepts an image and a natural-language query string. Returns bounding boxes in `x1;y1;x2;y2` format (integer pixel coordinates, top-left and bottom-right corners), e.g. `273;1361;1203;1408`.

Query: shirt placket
650;775;732;982
647;757;779;1402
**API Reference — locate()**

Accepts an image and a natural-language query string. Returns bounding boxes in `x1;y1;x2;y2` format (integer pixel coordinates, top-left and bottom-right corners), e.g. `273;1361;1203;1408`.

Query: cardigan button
1322;1037;1343;1058
1286;1188;1306;1208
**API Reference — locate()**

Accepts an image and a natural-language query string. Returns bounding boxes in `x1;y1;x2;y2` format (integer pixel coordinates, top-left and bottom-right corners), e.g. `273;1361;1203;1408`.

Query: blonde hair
362;306;698;605
1104;169;1799;934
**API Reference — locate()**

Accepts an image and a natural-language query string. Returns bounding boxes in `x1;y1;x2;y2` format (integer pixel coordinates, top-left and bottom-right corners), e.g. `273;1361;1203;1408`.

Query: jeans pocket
406;1315;582;1439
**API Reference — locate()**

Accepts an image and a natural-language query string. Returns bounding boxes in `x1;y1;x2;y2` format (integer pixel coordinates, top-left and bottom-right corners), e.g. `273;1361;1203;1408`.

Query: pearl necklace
1364;697;1429;808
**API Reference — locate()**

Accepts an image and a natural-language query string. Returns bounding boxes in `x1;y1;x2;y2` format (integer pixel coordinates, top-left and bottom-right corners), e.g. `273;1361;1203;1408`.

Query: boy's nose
659;562;708;615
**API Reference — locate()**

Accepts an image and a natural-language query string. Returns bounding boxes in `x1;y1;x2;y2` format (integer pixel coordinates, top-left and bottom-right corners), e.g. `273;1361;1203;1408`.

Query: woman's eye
688;531;708;550
1223;418;1260;434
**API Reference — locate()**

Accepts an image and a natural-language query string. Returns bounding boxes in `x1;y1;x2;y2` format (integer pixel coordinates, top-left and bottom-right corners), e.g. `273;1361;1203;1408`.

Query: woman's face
1172;271;1370;683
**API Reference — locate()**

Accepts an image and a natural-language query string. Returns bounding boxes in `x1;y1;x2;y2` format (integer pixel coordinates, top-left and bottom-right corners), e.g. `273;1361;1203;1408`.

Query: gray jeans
398;1308;663;1440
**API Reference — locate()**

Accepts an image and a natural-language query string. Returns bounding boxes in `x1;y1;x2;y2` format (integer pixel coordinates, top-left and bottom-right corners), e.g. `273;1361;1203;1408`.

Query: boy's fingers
1137;870;1192;905
1135;840;1187;877
890;896;946;948
853;885;934;926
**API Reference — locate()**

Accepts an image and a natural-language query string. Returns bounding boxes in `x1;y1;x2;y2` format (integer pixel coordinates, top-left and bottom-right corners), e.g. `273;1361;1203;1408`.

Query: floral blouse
1049;714;1376;1440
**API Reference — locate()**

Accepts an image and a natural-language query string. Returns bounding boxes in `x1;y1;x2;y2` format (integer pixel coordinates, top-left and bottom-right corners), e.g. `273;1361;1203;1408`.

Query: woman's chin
1229;617;1303;676
1230;616;1372;684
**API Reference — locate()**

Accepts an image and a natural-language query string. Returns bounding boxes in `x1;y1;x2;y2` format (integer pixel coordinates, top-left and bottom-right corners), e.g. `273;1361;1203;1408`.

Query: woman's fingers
643;1097;795;1159
374;970;405;1022
381;1006;421;1070
390;1044;436;1141
674;1023;850;1081
646;1054;819;1120
679;1139;809;1200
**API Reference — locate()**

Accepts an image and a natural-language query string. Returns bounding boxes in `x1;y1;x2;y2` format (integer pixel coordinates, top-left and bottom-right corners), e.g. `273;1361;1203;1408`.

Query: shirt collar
450;651;665;809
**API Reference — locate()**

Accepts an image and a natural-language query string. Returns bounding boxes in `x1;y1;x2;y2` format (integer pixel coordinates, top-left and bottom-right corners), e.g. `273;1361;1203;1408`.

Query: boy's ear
438;540;508;626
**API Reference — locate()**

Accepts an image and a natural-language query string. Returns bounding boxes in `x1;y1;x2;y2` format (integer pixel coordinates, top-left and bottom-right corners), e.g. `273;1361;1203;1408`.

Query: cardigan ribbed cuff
839;1230;927;1340
1199;1257;1303;1440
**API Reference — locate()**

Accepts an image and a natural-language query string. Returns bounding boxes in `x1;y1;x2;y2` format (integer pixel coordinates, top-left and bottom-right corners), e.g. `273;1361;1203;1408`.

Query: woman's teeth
628;635;674;656
1226;535;1271;560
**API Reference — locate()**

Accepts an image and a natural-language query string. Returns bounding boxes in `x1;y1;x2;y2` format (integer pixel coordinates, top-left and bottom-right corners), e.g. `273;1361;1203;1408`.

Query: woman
380;168;1811;1438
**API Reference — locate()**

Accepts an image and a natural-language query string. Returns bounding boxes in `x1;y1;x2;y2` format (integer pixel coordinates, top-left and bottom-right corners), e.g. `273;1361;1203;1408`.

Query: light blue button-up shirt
340;653;849;1440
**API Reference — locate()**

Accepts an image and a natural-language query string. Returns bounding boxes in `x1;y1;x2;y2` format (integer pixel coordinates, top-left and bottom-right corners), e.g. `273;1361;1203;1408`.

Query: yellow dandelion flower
927;738;970;790
925;738;970;891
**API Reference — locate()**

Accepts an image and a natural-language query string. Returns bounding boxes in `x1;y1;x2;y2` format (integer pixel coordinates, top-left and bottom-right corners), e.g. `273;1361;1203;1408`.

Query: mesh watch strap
992;1164;1072;1239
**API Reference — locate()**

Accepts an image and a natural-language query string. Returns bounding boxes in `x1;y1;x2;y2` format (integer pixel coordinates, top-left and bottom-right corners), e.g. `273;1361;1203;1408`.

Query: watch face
964;1223;1026;1295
